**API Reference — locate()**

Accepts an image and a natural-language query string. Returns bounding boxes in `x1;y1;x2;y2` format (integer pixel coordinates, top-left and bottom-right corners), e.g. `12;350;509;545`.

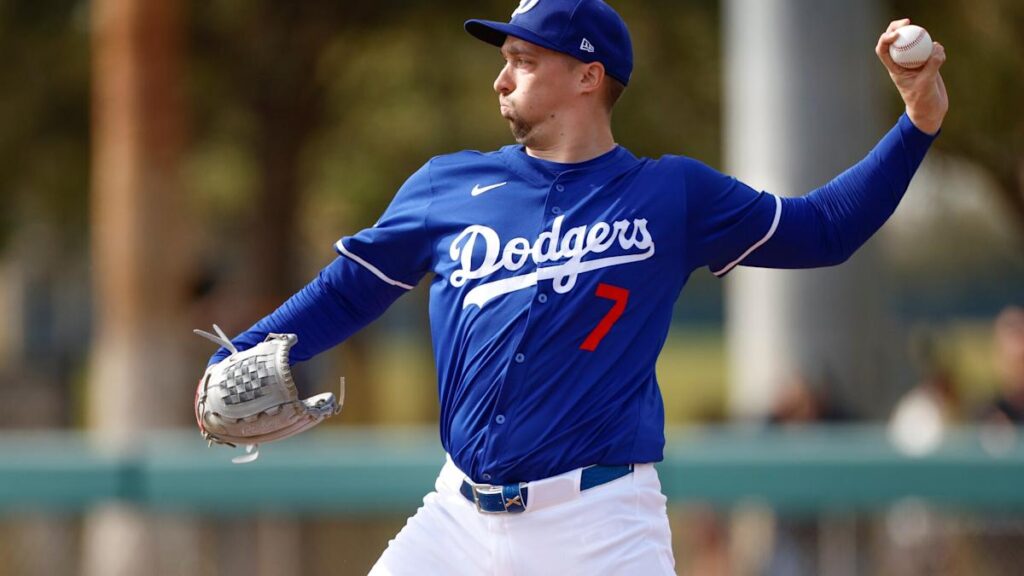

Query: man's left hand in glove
194;324;344;463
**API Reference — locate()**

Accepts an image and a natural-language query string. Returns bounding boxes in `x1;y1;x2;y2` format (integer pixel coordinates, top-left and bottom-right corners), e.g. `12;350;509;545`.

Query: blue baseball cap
465;0;633;86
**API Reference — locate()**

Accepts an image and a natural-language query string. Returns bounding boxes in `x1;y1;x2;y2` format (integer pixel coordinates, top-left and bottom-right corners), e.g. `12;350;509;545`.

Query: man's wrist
906;107;942;136
897;113;940;154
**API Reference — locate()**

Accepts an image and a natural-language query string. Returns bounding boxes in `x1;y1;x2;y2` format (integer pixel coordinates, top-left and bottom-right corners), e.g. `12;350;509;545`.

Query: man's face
997;317;1024;392
493;37;579;145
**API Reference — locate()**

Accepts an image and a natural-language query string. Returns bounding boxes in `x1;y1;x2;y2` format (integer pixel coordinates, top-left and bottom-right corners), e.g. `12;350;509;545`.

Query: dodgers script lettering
448;215;655;309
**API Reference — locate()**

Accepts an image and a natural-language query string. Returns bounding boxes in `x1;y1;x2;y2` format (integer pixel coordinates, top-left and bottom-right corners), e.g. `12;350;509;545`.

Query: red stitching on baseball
893;28;925;52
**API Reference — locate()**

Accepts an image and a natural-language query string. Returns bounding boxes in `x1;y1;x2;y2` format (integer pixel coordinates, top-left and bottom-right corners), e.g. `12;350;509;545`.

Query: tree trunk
84;0;197;574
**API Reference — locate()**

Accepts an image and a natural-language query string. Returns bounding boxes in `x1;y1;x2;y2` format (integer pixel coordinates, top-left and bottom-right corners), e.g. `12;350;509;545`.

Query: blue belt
459;464;634;514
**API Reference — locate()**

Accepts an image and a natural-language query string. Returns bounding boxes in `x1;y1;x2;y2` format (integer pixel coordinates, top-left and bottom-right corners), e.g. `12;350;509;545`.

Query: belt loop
501;483;527;514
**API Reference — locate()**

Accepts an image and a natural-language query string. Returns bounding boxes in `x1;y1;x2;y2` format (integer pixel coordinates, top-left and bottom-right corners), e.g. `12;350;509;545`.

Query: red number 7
579;283;630;352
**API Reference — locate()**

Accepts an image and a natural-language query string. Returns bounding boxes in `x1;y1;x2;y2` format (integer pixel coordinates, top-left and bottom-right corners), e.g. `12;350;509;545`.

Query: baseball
889;24;933;69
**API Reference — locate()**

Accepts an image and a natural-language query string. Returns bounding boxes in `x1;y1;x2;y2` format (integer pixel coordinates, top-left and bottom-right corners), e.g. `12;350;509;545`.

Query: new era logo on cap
511;0;541;17
465;0;634;86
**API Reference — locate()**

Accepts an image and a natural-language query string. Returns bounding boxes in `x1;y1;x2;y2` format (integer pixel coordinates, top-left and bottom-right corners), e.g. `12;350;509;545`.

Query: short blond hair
602;77;626;113
566;58;626;114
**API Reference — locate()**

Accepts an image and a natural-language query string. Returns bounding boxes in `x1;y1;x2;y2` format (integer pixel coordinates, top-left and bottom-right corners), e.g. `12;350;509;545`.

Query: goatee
509;117;533;143
502;105;533;143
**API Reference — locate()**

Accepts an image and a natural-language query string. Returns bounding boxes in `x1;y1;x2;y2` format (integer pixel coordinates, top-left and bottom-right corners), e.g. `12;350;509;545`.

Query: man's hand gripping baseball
876;19;949;135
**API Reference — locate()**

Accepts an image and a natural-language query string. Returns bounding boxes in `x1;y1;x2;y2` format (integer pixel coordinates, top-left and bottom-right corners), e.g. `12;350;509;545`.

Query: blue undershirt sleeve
687;113;937;276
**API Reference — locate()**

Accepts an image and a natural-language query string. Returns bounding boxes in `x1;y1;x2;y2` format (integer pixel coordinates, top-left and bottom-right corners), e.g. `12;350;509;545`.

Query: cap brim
464;19;563;56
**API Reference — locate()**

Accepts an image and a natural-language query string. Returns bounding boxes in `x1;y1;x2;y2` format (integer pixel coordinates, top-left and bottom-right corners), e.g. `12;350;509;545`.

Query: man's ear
578;62;606;96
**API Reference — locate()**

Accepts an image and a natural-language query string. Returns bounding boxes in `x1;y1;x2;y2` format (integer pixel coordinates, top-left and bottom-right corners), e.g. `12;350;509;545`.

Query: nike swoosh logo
471;182;508;196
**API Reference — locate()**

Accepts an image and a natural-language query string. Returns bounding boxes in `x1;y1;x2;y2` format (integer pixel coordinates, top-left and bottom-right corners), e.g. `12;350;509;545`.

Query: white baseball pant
369;456;676;575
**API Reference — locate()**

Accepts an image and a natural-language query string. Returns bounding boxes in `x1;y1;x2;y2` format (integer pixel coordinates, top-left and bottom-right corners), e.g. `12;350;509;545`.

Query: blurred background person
964;305;1024;576
889;327;961;455
978;306;1024;424
882;327;971;575
757;372;855;576
767;370;854;426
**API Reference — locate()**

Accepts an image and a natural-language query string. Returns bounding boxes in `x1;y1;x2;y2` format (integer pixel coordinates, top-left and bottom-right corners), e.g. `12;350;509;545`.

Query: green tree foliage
184;0;721;275
0;1;89;251
1;0;1019;275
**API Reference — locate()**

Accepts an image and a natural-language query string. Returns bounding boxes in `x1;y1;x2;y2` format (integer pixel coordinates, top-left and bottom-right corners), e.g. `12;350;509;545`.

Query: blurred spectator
674;505;732;576
883;329;967;574
767;371;853;426
757;371;855;576
977;306;1024;424
967;306;1024;576
889;328;960;456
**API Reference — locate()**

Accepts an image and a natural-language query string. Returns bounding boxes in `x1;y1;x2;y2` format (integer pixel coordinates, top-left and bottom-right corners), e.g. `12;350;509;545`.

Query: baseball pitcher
195;1;947;573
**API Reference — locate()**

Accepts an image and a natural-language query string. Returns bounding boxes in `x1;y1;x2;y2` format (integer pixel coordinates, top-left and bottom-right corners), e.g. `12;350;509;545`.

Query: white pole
724;0;893;419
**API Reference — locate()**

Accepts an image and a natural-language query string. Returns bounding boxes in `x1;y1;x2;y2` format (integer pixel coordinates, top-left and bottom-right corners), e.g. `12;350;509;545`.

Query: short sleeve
683;158;782;277
335;160;435;289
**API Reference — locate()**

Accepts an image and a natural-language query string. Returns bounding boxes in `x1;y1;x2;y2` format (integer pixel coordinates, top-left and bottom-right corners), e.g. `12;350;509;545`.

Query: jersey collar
497;144;639;187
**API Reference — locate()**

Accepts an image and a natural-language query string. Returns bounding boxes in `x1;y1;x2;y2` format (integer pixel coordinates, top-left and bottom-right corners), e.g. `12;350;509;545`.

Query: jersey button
495;414;506;424
537;293;548;304
514;353;525;363
551;206;562;215
555;184;565;192
482;473;492;481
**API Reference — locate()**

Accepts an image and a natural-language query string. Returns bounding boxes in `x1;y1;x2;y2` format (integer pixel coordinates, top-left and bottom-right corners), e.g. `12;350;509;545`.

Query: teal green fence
2;425;1022;516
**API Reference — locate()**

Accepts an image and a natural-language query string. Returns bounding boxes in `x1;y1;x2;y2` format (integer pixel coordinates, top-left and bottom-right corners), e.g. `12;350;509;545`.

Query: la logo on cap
512;0;540;17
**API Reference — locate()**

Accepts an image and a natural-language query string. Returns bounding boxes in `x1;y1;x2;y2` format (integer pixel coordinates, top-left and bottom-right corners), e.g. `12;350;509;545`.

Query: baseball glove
193;324;344;464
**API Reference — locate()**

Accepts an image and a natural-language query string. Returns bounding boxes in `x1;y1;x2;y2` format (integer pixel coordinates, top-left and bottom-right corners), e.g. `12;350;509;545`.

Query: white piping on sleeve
712;194;783;277
335;240;416;290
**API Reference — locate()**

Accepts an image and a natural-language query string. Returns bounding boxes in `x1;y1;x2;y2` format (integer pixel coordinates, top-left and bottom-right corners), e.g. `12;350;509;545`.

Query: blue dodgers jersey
210;115;932;483
337;144;780;484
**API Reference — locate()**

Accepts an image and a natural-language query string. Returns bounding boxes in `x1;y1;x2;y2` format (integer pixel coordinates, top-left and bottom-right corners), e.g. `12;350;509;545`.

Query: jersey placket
478;173;576;482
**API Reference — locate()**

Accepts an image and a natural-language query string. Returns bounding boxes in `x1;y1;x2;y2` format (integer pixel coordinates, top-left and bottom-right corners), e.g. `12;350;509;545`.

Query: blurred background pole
83;0;197;575
723;0;894;421
724;1;883;572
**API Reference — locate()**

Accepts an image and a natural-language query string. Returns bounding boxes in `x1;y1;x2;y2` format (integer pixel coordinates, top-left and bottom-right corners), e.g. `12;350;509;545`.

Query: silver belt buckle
470;483;504;514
